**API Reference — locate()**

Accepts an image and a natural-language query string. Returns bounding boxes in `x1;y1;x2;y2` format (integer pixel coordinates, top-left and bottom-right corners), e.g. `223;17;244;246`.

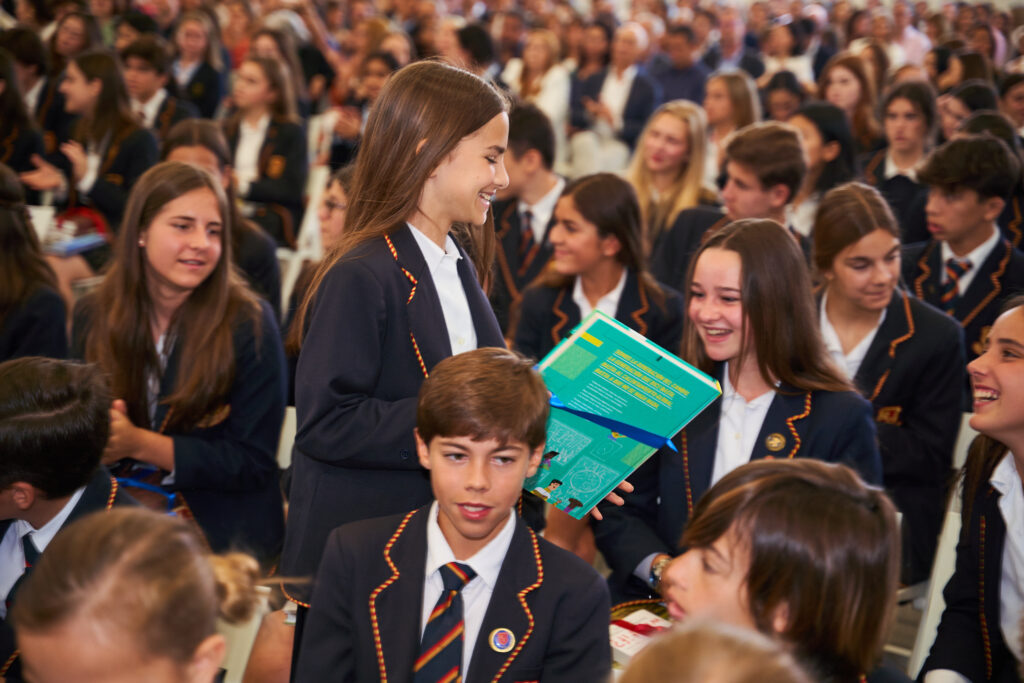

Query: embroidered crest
191;82;204;96
765;433;785;452
490;628;516;653
267;155;286;179
876;406;903;426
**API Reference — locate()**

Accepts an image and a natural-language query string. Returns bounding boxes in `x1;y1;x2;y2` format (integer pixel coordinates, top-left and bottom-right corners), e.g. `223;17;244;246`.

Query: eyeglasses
323;198;348;214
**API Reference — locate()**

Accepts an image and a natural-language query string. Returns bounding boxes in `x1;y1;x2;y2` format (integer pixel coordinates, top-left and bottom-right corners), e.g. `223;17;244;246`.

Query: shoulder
271;119;305;140
24;284;65;316
328;509;419;554
535;534;607;596
520;281;566;310
901;239;932;264
119;127;158;153
809;388;872;417
906;296;962;341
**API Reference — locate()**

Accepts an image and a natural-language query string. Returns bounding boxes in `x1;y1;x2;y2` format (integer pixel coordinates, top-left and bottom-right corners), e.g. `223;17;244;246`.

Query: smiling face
824;228;900;313
548;194;621;277
642;112;690;178
688;247;749;364
421;112;510;227
417;432;542;559
140;187;223;297
969;307;1024;440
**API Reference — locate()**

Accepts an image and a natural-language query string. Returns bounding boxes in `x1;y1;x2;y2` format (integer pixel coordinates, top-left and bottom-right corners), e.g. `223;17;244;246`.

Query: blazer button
400;449;410;460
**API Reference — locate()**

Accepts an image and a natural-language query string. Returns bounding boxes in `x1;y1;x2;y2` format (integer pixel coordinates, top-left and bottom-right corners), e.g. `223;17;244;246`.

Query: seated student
702;70;761;189
71;161;287;566
327;51;399;171
295;348;612;683
594;219;882;602
12;508;263;683
0;356;136;681
861;80;937;244
489;102;565;335
162;119;281;318
902;135;1024;361
0;164;66;362
225;56;307;249
938;79;999;144
921;296;1024;682
956;110;1024;249
998;73;1024;138
0;29;72;161
651;122;809;293
660;459;906;683
0;48;45;185
249;26;311;120
120;35;198;144
814;182;965;585
171;11;225;119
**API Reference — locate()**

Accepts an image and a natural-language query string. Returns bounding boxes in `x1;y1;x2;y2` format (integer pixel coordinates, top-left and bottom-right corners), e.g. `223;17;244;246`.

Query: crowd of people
3;0;1024;681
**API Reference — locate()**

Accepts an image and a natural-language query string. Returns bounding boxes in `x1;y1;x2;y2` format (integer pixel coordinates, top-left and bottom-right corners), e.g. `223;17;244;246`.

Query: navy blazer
490;197;555;335
921;477;1019;681
180;61;223;119
594;364;882;601
31;75;74;160
570;67;661;149
295;505;612;683
848;290;966;583
0;468;136;682
236;218;283;319
861;149;929;244
281;225;505;604
0;286;67;363
152;92;199;142
513;269;684;361
701;46;765;79
996;189;1024;249
71;298;286;564
649;207;728;294
903;237;1024;360
226;117;308;249
0;124;43;177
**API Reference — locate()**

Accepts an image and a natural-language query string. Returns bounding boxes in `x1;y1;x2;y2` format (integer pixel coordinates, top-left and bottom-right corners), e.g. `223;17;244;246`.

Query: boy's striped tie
940;258;971;314
414;562;477;683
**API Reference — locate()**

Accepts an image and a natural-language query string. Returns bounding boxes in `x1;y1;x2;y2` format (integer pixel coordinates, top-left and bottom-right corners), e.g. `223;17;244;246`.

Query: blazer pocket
507;667;541;683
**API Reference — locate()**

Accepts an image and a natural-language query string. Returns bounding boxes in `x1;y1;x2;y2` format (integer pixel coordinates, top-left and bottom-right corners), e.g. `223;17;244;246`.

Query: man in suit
295;349;611;683
121;35;198;144
701;6;765;80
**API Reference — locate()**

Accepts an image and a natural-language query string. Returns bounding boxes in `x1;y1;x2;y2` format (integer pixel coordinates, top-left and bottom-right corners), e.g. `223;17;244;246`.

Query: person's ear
525;445;544;478
982;195;1006;223
186;634;226;683
9;482;37;512
415;428;432;470
821;140;840;164
601;234;623;258
768;183;791;209
522;148;543;173
770;601;790;636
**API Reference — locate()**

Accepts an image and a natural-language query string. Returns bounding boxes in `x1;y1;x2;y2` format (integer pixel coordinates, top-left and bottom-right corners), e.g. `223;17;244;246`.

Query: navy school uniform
903;237;1024;360
861;149;930;244
490;198;555;335
31;75;75;161
0;285;67;362
71;298;287;564
0;468;137;682
0;124;44;177
180;61;224;119
226;117;308;249
847;290;966;584
920;478;1019;681
294;505;612;683
569;67;661;150
649;206;728;294
593;363;882;601
513;269;684;362
235;217;282;320
996;188;1024;249
281;224;505;606
152;93;199;142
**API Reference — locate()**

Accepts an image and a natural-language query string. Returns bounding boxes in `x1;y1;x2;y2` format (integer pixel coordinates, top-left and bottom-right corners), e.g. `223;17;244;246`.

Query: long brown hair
0;163;57;326
82;161;261;432
709;71;761;130
683;459;900;683
812;182;900;278
680;219;852;393
71;51;140;148
819;53;881;151
292;60;506;345
227;56;299;125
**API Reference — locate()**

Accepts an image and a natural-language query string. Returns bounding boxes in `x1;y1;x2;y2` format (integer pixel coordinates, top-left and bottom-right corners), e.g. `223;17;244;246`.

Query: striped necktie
940;258;972;314
414;562;477;683
5;533;41;611
518;210;536;276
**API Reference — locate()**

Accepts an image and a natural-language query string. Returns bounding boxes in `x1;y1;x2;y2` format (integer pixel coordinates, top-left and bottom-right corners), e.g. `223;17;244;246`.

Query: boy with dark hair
295;348;612;683
651;121;808;291
648;24;711;104
120;35;198;143
0;356;135;680
490;102;565;335
903;135;1024;359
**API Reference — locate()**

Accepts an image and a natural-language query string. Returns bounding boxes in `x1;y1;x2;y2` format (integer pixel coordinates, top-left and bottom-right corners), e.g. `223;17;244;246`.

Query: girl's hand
19;154;66;191
104;399;143;464
591;479;634;521
59;141;88;183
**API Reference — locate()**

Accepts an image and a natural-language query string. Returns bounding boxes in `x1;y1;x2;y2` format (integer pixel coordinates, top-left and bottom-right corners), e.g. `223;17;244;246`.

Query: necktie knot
946;258;972;278
439;562;476;592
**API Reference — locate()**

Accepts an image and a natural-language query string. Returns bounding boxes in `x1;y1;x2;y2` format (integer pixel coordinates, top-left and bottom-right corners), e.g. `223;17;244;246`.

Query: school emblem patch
489;628;515;653
765;433;785;452
876;406;903;426
267;155;286;179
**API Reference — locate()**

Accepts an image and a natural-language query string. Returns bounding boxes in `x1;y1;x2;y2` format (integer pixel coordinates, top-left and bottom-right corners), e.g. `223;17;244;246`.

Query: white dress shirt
883;151;921;182
234;113;270;198
598;65;637;133
76;141;104;195
517;176;565;245
786;194;819;238
134;88;168;129
572;268;627;320
172;59;200;90
0;486;86;618
408;223;477;356
23;78;43;117
819;291;886;381
420;501;516;679
940;225;1001;296
710;363;775;485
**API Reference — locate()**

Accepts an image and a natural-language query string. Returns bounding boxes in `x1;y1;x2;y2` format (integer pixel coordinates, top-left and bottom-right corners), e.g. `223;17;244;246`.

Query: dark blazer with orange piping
996;189;1024;249
860;148;929;244
920;479;1019;682
152;93;199;142
294;505;612;683
902;237;1024;360
849;289;966;584
489;197;555;335
512;269;684;362
281;225;505;605
179;61;223;119
593;363;882;601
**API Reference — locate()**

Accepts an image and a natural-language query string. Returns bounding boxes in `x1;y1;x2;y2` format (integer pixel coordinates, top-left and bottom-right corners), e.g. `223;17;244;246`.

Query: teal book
525;310;721;519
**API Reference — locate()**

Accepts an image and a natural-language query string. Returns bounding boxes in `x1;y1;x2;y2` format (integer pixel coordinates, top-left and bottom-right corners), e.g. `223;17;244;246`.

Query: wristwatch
648;555;672;593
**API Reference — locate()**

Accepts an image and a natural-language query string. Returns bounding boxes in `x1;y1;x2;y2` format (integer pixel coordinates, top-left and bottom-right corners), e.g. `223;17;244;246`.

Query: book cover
525;310;721;519
609;608;672;666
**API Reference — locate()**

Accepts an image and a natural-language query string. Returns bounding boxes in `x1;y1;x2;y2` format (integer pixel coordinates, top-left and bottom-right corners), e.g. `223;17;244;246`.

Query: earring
138;239;145;247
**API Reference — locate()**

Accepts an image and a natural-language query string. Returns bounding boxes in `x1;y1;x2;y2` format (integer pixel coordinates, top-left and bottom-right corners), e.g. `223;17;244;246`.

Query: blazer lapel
467;520;543;683
854;290;913;400
370;508;430;683
954;239;1012;328
911;241;942;306
387;225;454;368
549;287;581;349
753;387;812;461
679;393;721;518
614;270;650;337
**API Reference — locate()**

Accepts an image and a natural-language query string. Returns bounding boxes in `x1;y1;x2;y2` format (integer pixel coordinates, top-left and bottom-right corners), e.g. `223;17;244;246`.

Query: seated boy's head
499;102;556;199
722;122;806;220
0;358;109;515
415;348;549;558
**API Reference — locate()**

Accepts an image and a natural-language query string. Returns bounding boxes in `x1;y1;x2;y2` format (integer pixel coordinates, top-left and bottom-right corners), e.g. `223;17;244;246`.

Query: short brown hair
682;460;900;683
725;122;807;205
416;348;549;449
918;134;1021;200
120;34;171;75
812;182;900;275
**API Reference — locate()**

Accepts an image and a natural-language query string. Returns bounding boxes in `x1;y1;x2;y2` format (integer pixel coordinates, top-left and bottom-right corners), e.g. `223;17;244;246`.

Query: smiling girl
70;160;287;565
594;218;882;601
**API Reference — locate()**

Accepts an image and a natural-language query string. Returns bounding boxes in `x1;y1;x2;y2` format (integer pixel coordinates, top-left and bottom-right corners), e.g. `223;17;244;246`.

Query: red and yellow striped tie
414;562;477;683
940;257;972;314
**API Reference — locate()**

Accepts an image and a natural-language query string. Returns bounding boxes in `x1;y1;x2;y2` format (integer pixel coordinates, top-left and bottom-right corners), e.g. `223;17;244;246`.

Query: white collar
134;88;168;126
720;361;775;408
424;500;516;592
24;78;44;110
572;267;628;319
883;150;920;182
407;222;462;275
240;112;271;137
14;486;86;554
517;176;566;241
608;64;638;83
991;453;1022;497
940;223;1001;267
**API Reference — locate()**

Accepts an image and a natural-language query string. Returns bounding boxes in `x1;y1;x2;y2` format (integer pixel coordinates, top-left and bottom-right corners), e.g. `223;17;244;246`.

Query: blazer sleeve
827;393;883;485
646;285;684;353
170;301;286;491
619;75;660;148
86;129;159;232
1;287;68;361
294;528;357;683
294;257;421;470
539;566;612;682
512;286;551;363
244;124;308;207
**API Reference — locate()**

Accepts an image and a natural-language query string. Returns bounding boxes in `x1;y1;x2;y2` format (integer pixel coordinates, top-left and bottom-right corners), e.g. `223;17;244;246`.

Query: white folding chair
276;406;296;470
277;165;330;318
217;585;272;683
